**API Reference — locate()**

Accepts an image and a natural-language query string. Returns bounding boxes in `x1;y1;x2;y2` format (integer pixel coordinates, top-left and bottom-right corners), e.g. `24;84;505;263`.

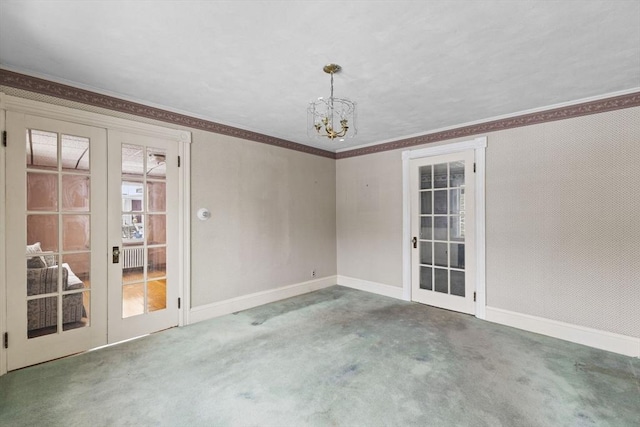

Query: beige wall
336;150;404;287
337;107;640;339
190;130;336;305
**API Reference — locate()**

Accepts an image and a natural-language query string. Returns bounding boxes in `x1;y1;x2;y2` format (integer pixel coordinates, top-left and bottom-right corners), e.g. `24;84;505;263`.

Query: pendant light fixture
308;64;357;140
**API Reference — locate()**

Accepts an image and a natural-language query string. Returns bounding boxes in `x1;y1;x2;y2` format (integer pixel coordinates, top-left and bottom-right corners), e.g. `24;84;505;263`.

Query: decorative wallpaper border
336;91;640;159
0;68;335;159
2;68;638;160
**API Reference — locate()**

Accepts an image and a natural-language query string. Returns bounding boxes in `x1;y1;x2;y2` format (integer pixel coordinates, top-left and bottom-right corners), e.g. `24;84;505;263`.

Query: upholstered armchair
26;264;85;331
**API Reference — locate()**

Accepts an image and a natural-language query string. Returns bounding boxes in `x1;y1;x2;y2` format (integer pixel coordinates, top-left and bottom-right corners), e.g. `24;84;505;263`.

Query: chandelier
308;64;357;140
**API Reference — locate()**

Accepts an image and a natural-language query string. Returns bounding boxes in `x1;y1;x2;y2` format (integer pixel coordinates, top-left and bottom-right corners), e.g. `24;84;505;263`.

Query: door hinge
178;297;181;309
3;332;8;349
2;131;6;147
178;156;181;167
473;162;476;173
473;292;477;302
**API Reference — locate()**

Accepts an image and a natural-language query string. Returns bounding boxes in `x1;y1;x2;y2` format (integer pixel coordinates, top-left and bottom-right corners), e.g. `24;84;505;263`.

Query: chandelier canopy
308;64;357;141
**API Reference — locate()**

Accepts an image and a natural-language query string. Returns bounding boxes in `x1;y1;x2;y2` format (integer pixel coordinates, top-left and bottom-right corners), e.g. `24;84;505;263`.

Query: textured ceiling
1;1;639;153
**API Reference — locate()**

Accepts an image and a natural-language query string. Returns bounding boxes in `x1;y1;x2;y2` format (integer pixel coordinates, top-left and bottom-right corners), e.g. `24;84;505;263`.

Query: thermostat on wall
197;208;211;221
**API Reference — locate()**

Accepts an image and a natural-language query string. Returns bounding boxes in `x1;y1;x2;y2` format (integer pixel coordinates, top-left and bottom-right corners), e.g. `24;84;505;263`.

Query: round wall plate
197;208;211;221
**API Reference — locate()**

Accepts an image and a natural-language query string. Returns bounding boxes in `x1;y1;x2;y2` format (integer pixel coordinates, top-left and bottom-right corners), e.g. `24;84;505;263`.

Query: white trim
179;141;191;326
337;276;404;300
474;144;487;319
402;137;487;317
0;105;6;376
189;276;337;324
485;307;640;358
0;94;192;144
337;87;640;153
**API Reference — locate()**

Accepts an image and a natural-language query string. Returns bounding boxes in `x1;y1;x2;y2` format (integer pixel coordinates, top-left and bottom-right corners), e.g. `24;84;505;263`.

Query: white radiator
123;247;144;269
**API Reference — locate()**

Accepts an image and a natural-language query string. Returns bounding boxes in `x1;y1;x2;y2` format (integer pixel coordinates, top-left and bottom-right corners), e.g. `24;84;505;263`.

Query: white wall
337;107;640;340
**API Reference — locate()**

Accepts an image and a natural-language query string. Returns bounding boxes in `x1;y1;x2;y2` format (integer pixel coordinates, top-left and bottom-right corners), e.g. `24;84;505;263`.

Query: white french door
107;131;179;343
410;150;476;314
5;112;108;370
4;113;181;370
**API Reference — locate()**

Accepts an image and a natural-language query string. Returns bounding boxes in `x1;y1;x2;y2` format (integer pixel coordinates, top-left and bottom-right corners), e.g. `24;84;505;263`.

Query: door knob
412;237;417;248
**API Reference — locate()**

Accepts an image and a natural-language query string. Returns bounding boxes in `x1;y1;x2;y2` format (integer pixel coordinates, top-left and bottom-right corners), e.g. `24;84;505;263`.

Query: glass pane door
107;131;178;344
410;150;475;314
121;144;167;318
25;130;93;338
6;112;107;371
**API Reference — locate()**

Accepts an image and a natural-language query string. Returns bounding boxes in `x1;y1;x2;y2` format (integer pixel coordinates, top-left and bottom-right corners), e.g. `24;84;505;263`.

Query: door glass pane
62;292;89;330
61;134;90;172
147;148;167;178
450;189;463;214
27;296;58;338
62;215;90;251
122;215;144;243
27;263;60;296
122;144;144;177
420;191;432;214
148;215;166;245
420;266;432;290
434;242;448;267
147;247;166;279
434;216;448;240
420;165;432;189
434;269;448;293
450;243;465;269
122;182;144;212
148;279;166;312
62;175;90;212
122;247;144;283
63;253;90;289
420;241;432;265
26;129;57;170
148;181;166;212
450;216;465;242
27;173;58;211
449;161;465;187
451;271;465;297
27;215;58;252
420;217;432;240
123;283;144;318
434;190;447;214
434;163;447;188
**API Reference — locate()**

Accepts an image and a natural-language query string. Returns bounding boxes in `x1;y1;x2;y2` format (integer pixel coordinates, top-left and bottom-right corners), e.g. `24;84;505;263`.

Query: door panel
411;150;475;314
107;131;178;343
6;112;107;370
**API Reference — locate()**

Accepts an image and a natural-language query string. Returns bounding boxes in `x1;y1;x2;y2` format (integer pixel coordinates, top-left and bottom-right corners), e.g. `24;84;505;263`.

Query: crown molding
336;91;640;159
2;68;638;161
0;68;336;159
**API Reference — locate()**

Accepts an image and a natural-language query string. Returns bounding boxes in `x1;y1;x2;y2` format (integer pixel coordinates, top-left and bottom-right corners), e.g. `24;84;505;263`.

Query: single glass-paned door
410;150;476;314
5;112;108;370
107;131;179;343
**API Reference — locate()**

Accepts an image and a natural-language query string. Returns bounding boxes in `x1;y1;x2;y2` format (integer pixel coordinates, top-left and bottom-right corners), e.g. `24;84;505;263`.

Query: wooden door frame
401;137;487;319
0;93;192;375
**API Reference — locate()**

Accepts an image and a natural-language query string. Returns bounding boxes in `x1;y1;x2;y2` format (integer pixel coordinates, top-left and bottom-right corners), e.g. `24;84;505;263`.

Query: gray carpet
0;286;638;426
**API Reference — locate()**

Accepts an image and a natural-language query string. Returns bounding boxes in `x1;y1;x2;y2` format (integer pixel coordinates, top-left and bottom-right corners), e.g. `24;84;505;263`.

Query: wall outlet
312;270;316;278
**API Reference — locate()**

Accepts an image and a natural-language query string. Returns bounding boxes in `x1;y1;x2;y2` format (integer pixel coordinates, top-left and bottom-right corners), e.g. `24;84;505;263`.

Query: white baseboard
337;275;404;300
485;306;640;358
189;276;337;324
